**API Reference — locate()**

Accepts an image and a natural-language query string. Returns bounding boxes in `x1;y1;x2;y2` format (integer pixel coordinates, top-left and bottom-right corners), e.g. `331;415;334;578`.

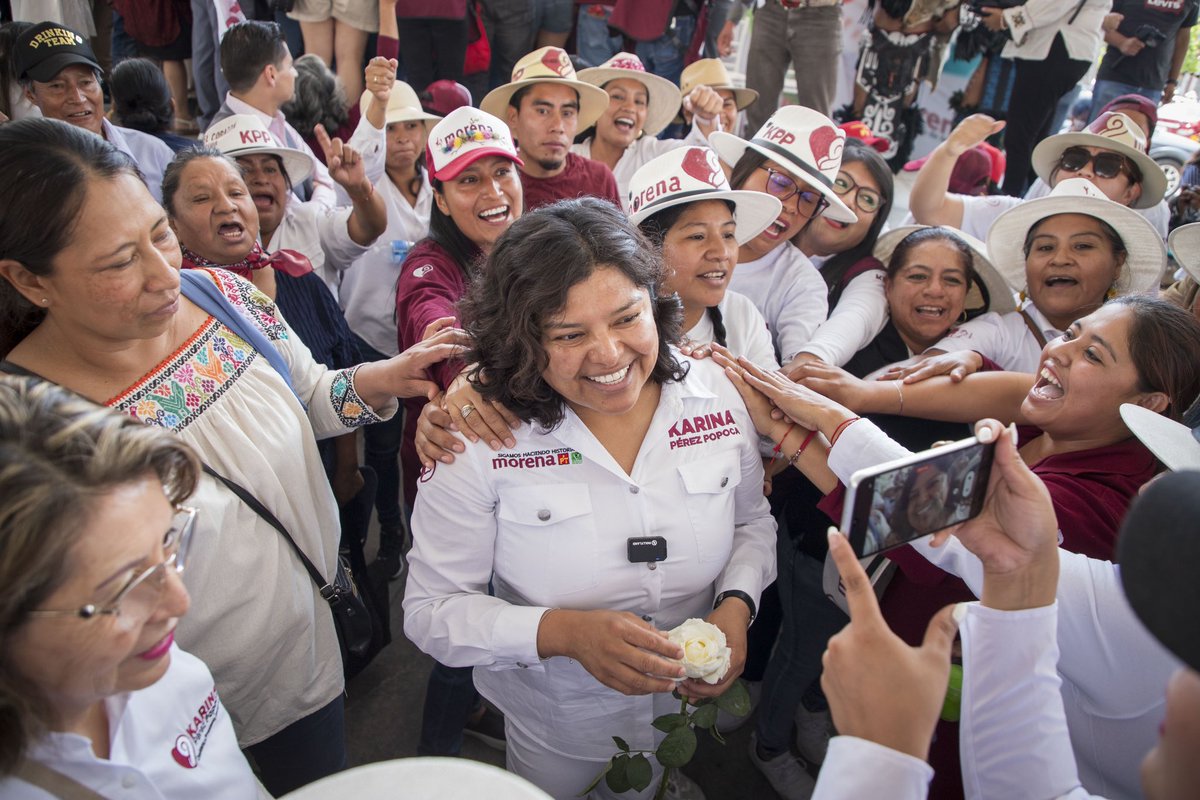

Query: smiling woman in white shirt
403;198;776;799
0;377;262;800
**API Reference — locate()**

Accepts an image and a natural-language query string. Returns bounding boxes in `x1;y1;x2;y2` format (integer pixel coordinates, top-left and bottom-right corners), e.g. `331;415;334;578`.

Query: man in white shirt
211;20;390;212
14;21;174;202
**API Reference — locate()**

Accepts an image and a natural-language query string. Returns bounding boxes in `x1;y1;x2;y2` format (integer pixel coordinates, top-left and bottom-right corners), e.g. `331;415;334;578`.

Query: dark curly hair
460;198;687;430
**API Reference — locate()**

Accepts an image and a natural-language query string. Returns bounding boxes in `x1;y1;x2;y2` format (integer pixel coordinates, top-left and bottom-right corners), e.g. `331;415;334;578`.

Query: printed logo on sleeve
170;686;221;769
491;446;583;470
668;409;740;449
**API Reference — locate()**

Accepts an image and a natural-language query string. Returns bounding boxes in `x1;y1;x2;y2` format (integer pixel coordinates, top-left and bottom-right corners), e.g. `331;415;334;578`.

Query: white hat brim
629;189;783;245
1121;403;1200;472
1031;132;1166;209
223;144;313;185
577;67;682;137
986;195;1166;295
1168;222;1200;283
873;225;1016;315
480;78;611;131
357;89;442;128
709;131;858;224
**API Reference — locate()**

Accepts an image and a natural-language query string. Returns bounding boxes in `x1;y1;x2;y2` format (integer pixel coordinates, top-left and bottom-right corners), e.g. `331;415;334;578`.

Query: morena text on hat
26;26;84;49
630;176;683;214
436;120;502;155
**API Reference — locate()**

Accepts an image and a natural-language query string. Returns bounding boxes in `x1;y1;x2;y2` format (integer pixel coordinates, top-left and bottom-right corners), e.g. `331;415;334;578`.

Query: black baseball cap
1118;470;1200;672
14;21;103;83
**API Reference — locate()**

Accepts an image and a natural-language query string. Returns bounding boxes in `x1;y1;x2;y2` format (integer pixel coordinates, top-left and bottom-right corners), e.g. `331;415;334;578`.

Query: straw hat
628;146;783;245
358;81;441;128
480;46;610;130
203;114;313;184
984;178;1165;297
578;53;682;137
1120;403;1200;472
674;58;758;124
873;225;1016;316
710;105;857;223
425;106;522;182
1167;222;1200;283
1031;112;1166;209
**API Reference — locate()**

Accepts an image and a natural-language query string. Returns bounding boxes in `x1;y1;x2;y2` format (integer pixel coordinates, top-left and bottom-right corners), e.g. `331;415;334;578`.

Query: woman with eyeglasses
0;377;263;798
790;139;894;370
708;106;859;376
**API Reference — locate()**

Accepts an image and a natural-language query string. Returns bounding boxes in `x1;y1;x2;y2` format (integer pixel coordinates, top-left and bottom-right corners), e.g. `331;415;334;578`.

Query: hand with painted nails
415;395;466;468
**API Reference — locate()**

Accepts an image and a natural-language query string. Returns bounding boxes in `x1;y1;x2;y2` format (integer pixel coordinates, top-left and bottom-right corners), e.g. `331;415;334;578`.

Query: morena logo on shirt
491;446;583;470
668;409;740;450
170;686;221;769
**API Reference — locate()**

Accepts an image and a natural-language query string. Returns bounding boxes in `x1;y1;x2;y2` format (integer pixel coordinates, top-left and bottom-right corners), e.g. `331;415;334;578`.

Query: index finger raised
827;527;885;625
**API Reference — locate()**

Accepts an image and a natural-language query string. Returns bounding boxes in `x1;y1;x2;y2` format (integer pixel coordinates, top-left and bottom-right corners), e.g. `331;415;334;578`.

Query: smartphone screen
841;437;995;559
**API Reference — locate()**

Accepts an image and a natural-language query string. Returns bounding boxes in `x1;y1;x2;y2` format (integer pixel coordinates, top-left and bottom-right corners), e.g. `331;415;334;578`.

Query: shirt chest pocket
677;451;741;563
495;483;599;599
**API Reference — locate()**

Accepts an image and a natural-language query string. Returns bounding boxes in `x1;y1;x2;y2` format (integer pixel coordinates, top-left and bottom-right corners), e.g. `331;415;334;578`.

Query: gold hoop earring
1106;286;1117;300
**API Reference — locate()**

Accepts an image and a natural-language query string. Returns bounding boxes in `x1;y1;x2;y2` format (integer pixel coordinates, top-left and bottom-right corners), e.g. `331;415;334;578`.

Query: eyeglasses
833;171;883;214
1057;147;1141;182
28;506;196;628
757;167;829;219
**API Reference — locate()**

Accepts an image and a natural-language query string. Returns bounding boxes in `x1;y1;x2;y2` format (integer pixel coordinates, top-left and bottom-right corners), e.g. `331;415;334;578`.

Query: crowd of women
1;12;1200;800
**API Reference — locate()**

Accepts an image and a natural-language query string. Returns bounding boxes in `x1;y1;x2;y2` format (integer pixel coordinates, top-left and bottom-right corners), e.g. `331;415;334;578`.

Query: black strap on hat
748;137;834;190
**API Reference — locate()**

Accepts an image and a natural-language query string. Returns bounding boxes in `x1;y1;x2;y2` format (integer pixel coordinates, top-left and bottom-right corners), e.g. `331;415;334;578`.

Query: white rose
667;618;731;685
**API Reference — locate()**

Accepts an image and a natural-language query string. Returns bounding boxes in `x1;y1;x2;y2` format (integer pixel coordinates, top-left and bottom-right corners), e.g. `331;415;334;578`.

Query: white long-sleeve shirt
266;200;370;300
931;299;1061;373
730;242;829;364
1001;0;1113;62
800;269;889;366
403;356;776;760
826;419;1177;799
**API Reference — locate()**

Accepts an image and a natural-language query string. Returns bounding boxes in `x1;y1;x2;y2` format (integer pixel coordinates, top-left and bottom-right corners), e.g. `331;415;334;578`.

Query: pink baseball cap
426;106;523;182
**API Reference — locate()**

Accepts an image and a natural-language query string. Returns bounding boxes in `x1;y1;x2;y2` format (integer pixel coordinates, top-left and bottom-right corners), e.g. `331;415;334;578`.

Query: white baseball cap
426;106;523;182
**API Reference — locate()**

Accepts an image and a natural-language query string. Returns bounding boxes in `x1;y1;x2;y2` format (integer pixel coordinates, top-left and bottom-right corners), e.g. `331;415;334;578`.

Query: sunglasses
833;171;883;214
758;167;829;219
1057;147;1141;182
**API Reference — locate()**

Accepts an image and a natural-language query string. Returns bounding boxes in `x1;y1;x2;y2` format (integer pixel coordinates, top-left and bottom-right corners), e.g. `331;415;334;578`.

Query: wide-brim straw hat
480;46;610;130
710;105;857;224
985;178;1166;296
578;53;681;138
1031;111;1166;210
873;225;1016;316
674;58;758;124
203;113;313;184
1120;403;1200;472
1167;222;1200;283
358;81;441;128
628;146;783;245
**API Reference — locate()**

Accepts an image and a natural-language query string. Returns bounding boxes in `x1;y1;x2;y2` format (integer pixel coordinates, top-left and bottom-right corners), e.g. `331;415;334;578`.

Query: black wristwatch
714;590;757;625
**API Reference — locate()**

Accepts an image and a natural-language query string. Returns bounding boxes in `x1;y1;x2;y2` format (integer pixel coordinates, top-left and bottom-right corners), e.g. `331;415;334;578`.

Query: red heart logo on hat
541;49;571;77
681;147;722;188
809;126;844;172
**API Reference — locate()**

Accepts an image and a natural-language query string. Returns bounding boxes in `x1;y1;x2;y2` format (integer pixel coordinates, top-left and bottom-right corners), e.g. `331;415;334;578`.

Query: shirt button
720;476;729;488
121;774;137;789
537;509;551;521
648;562;657;570
629;485;640;494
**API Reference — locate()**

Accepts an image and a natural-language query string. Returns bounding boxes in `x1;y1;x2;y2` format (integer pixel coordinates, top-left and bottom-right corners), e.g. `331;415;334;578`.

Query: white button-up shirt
101;117;174;202
1002;0;1112;62
0;646;264;799
404;357;776;760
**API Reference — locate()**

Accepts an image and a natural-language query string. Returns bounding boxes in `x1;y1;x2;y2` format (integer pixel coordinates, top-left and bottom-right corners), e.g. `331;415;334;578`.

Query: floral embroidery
204;268;289;342
330;365;383;428
109;318;255;432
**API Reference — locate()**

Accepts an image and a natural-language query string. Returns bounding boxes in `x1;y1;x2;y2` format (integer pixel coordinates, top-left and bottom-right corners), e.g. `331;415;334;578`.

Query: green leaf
690;703;719;730
606;754;632;794
580;759;612;797
613;735;630;753
714;679;751;717
655;725;698;768
627;753;653;790
652;713;689;733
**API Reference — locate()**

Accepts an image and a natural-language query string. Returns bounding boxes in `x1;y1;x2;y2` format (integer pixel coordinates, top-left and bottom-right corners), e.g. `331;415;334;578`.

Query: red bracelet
829;417;861;448
772;423;796;457
787;428;818;466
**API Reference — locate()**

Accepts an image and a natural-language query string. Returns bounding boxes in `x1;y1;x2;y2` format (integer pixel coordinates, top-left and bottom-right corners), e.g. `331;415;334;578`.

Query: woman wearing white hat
629;146;781;369
573;53;725;209
709;106;858;375
1165;222;1200;320
886;177;1166;383
203;113;388;300
676;59;758;139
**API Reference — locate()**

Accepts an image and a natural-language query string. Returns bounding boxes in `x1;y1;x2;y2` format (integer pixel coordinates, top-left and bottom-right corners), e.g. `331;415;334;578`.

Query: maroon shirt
519;152;621;211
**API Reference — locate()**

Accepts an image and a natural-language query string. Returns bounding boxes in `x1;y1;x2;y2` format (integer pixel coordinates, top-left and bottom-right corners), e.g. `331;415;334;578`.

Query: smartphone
840;436;995;559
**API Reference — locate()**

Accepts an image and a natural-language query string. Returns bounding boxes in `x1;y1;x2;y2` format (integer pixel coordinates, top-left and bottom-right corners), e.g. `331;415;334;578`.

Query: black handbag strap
201;463;337;602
